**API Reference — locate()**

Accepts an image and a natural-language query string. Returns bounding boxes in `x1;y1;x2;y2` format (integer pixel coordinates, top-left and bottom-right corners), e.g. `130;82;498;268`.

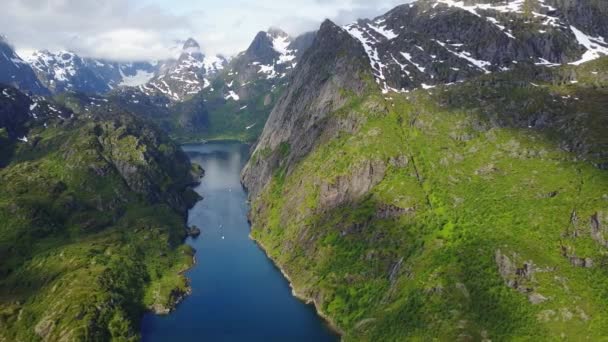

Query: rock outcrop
320;159;387;209
495;250;547;304
590;211;608;247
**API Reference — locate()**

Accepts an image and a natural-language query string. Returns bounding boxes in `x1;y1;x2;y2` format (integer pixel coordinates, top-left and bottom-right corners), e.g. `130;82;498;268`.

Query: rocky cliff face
339;0;608;93
188;28;316;141
0;37;49;95
242;20;375;197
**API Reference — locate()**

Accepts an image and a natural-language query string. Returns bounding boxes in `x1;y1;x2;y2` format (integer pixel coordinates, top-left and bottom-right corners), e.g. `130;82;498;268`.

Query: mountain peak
183;38;201;51
267;27;288;38
319;19;339;32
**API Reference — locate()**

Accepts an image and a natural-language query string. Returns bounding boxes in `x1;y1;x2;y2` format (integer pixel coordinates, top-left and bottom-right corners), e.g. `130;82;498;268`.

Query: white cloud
1;0;412;61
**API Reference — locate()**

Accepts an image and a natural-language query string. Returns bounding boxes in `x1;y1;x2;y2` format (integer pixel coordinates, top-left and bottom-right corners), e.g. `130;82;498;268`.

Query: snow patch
400;52;426;72
367;23;398;40
568;26;608;65
225;91;240;101
435;40;492;73
119;69;155;87
436;0;525;16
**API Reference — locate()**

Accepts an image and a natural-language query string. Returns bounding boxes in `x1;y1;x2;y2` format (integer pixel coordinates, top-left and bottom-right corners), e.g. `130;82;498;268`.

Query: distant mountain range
0;28;317;141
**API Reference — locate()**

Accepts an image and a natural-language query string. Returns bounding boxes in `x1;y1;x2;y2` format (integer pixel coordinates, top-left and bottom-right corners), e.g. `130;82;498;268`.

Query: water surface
141;142;338;342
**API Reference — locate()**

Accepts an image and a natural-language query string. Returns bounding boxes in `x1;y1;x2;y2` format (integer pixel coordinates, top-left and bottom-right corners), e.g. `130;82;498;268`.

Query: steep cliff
243;20;377;198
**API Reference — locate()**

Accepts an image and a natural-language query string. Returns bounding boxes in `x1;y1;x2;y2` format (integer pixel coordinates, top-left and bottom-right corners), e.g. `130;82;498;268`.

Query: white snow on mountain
271;33;296;64
225;90;240;101
119;69;155;87
203;55;226;74
343;0;608;94
569;26;608;65
368;20;398;40
436;0;526;15
434;40;492;73
138;38;227;101
344;23;389;92
25;50;78;83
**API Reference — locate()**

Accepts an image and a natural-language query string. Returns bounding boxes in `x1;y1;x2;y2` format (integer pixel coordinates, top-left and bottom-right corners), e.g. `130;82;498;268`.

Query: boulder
188;226;201;238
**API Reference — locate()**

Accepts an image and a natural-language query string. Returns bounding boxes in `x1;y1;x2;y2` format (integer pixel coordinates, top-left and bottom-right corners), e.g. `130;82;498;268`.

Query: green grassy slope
196;79;284;143
249;58;608;340
0;106;201;341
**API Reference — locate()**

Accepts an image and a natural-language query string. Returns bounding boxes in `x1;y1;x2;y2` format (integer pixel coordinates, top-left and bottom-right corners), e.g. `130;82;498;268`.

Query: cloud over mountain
1;0;411;61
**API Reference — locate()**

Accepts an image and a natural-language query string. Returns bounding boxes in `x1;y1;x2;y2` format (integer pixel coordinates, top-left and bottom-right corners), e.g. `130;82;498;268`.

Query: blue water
141;142;338;342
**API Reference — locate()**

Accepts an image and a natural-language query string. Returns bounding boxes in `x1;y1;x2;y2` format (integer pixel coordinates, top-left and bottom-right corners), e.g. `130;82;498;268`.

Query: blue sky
1;0;410;61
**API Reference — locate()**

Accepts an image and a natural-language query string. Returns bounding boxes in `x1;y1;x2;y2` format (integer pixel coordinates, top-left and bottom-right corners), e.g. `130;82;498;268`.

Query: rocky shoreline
250;233;344;337
150;165;203;316
149;251;197;315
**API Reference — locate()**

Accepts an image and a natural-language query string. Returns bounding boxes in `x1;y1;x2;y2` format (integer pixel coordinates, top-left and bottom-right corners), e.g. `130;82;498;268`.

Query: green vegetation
187;78;285;143
0;108;201;341
249;58;608;340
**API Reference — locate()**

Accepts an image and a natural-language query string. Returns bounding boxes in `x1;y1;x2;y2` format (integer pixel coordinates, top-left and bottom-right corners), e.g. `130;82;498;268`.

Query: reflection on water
141;142;338;342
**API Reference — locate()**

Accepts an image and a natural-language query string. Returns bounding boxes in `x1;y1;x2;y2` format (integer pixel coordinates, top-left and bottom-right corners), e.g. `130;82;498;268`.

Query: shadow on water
141;141;338;342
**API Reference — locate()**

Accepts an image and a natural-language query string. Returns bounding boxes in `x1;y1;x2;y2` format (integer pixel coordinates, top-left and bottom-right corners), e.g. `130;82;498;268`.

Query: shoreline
149;166;204;316
250;233;344;338
149;248;197;315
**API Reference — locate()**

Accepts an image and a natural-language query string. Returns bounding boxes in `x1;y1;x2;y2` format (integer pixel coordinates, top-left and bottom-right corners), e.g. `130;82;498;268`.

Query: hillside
242;1;608;339
0;85;202;341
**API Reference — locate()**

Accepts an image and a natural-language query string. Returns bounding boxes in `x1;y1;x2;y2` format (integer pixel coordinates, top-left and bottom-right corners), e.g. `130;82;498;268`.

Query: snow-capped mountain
342;0;608;93
1;83;75;142
0;36;49;95
209;28;315;105
24;50;158;94
140;38;227;101
230;27;301;82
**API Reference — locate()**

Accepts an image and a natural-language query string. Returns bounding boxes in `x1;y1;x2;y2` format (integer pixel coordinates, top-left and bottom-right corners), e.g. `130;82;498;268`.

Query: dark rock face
319;159;387;209
223;28;299;92
548;0;608;37
0;85;32;138
246;31;283;65
289;31;317;59
182;38;201;51
0;84;75;141
340;0;608;92
242;20;375;197
0;38;49;95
